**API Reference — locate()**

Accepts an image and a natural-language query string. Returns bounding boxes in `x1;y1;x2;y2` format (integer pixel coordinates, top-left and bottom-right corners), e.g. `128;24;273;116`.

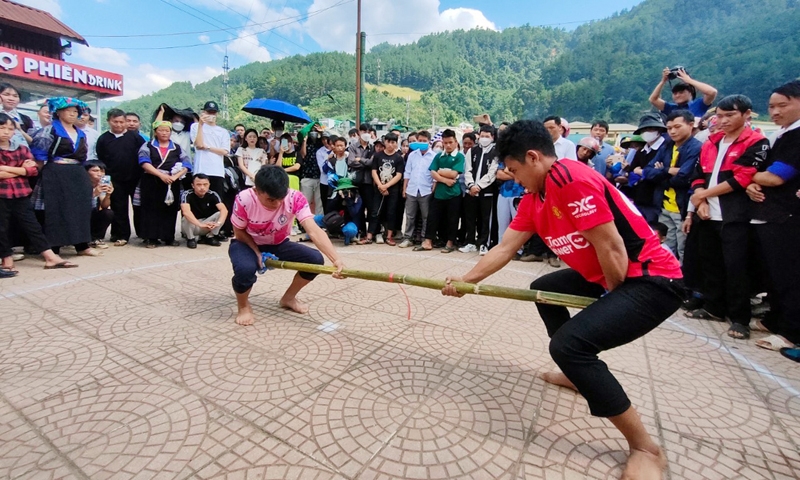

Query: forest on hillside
117;0;800;130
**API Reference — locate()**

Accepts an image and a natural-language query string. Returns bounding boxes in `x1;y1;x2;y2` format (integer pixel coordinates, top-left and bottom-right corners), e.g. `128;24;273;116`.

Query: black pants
320;184;330;213
0;197;51;257
358;183;374;235
463;193;494;247
229;239;323;294
91;208;115;241
426;195;461;243
757;220;800;344
697;220;751;325
110;178;140;242
532;269;684;417
369;187;400;235
681;216;703;291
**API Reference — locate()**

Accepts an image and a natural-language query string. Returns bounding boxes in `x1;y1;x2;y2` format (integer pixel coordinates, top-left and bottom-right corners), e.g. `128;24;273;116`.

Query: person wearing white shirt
316;133;333;209
398;131;435;248
190;101;229;196
544;116;577;160
235;129;269;187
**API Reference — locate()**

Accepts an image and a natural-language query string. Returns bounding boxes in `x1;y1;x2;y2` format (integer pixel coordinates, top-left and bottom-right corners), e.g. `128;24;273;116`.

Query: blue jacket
642;137;702;219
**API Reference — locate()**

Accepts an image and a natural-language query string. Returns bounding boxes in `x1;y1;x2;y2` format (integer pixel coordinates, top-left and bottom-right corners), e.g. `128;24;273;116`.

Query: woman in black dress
137;121;191;248
30;97;101;256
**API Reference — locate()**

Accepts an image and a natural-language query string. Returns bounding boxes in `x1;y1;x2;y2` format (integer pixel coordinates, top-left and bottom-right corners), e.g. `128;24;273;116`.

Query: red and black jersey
510;160;682;289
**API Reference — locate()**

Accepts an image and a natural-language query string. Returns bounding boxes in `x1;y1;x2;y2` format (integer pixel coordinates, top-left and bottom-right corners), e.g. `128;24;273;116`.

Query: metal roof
0;0;87;45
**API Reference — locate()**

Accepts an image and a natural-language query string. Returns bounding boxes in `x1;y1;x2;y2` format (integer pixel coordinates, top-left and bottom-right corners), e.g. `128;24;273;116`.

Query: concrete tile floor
1;240;798;479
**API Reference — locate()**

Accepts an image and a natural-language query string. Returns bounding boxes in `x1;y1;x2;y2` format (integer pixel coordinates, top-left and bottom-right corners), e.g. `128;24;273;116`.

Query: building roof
0;0;87;45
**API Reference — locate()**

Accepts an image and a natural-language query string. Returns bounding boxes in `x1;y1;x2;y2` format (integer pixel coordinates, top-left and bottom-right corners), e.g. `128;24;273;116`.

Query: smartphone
101;175;111;185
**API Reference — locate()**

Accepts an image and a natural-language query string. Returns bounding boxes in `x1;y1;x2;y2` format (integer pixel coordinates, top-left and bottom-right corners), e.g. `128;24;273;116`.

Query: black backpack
322;211;345;233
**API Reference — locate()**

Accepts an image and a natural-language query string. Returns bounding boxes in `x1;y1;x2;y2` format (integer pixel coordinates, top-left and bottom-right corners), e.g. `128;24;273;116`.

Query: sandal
0;268;17;278
441;246;455;254
750;319;770;333
358;237;373;245
1;266;19;274
113;239;128;247
44;261;78;270
779;347;800;363
685;308;724;321
755;335;795;351
386;238;396;246
78;248;104;256
727;322;750;340
412;245;431;251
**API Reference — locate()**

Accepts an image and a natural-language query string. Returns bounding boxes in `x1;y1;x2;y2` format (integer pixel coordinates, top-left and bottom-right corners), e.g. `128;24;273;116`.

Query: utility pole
376;57;381;85
406;96;410;126
354;0;362;129
222;48;230;120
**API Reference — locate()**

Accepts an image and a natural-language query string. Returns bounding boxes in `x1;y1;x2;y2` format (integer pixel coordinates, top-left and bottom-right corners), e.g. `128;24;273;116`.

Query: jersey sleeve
508;194;537;233
557;177;615;232
291;191;313;224
766;133;800;181
230;192;249;230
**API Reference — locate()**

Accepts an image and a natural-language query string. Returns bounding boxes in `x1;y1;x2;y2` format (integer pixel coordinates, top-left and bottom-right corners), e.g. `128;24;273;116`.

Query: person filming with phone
85;161;114;249
649;66;718;118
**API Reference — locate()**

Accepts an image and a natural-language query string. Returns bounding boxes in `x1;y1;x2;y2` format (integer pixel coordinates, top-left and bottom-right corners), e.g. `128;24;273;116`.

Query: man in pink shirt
229;165;345;326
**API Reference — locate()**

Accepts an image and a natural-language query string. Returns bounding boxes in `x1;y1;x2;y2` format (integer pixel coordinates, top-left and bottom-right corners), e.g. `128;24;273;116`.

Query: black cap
203;101;219;112
633;113;667;135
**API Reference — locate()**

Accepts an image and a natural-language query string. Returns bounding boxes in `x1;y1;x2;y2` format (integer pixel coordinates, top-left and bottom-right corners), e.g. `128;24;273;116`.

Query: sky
20;0;644;101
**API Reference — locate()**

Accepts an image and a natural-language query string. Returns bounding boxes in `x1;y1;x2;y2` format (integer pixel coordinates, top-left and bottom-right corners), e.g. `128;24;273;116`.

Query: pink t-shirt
231;188;312;245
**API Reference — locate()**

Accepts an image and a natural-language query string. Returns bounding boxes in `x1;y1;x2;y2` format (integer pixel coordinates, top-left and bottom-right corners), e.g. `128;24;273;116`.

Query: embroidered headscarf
47;97;87;116
152;120;172;130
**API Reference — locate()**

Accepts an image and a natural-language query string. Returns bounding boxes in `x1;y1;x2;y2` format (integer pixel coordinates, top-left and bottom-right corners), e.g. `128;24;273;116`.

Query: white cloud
198;34;211;44
120;64;220;101
73;44;130;67
227;29;272;63
303;0;496;53
14;0;62;19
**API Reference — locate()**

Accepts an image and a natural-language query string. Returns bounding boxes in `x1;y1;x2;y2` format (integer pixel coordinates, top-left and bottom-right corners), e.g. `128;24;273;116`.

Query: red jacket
692;128;769;223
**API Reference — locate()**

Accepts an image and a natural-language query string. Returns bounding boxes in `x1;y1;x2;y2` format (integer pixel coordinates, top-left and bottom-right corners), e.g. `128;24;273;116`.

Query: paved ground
1;239;799;480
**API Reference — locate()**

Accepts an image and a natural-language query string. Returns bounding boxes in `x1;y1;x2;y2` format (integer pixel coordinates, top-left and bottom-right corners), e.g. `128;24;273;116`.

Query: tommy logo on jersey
545;231;591;256
568;195;596;218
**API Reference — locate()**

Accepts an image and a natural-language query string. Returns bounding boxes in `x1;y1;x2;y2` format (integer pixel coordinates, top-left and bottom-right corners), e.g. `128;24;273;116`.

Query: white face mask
274;129;284;138
433;147;443;154
478;137;492;148
641;131;660;144
360;133;371;143
172;122;184;132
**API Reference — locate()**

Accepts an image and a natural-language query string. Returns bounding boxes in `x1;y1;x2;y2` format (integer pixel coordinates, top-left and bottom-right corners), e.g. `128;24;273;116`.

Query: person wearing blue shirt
588;120;617;177
399;131;435;248
649;68;718;119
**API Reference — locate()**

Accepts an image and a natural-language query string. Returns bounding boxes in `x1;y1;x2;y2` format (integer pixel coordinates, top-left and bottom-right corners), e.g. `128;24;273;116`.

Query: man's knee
309;247;324;265
548;329;585;369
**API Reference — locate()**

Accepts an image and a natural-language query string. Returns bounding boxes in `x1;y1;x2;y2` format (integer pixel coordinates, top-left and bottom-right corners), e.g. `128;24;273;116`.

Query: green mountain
117;0;800;130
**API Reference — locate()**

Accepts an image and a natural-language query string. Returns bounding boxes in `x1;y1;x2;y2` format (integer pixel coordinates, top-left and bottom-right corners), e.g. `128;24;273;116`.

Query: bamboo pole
264;260;596;309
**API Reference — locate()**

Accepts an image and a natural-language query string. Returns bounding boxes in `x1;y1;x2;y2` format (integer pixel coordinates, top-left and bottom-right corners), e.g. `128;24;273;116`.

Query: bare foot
280;297;309;314
620;447;666;480
235;305;255;326
540;371;579;392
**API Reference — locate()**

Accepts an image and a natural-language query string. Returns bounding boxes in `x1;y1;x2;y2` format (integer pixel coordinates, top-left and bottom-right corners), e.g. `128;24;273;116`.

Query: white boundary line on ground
2;248;796;397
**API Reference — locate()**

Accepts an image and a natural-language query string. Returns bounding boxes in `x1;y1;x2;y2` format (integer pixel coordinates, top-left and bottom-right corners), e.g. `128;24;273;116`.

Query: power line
217;0;314;54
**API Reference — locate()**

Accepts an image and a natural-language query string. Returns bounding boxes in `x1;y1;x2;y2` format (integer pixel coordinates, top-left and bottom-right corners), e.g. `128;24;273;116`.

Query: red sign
0;46;123;96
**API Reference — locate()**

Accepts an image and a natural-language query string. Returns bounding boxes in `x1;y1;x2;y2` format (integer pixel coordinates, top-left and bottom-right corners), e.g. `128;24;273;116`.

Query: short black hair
717;94;753;114
666;110;695;125
234;123;245;129
500;121;510;127
384;132;399;142
478;125;495;137
369;127;377;134
359;122;371;133
107;108;125;120
333;136;347;145
84;160;106;172
254;165;289;199
0;112;14;126
773;80;800;99
671;83;697;99
496;120;557;164
462;131;477;142
270;119;285;129
0;83;19;96
417;130;431;140
193;173;210;182
591;120;609;132
653;222;669;238
348;128;358;136
125;112;140;120
441;129;457;140
543;115;561;126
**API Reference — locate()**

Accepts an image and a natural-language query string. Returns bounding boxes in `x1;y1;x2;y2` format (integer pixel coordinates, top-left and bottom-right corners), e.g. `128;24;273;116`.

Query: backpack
322;211;345;233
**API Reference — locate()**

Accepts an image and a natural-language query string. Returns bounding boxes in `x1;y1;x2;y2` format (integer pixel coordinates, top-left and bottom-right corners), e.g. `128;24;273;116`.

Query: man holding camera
649;67;718;118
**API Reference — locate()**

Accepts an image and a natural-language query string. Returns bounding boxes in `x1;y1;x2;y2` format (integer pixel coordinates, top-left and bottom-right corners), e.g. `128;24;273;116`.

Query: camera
668;66;686;80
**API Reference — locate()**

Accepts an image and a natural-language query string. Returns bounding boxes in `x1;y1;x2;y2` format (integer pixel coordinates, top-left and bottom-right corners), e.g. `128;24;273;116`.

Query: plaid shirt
0;144;38;199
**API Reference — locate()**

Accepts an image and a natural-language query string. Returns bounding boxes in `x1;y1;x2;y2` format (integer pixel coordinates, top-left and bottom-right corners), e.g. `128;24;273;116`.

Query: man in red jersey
443;120;684;480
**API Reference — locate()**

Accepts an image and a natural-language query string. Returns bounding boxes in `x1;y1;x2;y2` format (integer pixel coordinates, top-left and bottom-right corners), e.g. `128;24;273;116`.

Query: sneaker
187;239;198;249
519;254;544;262
207;236;221;247
291;226;301;236
376;233;385;244
458;244;477;253
398;239;413;248
11;253;24;261
94;240;109;250
479;245;488;256
215;234;229;243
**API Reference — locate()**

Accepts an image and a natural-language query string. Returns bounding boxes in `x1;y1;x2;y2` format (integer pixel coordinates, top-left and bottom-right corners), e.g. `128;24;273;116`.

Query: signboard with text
0;46;123;97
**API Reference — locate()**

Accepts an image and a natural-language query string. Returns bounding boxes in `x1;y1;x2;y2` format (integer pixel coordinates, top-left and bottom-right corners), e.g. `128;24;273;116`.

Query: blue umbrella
241;99;312;124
